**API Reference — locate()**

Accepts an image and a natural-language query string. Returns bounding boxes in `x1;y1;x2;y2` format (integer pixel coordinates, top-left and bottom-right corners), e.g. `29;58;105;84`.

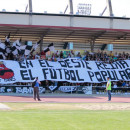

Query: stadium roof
0;12;130;45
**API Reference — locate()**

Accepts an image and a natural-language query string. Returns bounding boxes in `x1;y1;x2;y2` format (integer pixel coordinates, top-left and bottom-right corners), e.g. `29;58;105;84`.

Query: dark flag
5;33;10;46
44;43;54;53
31;40;41;54
25;45;33;55
0;41;6;59
5;33;11;57
11;40;21;55
20;45;33;56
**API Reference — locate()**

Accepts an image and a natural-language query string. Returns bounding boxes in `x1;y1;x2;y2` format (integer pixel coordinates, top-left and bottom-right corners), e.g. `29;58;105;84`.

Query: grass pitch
0;103;130;130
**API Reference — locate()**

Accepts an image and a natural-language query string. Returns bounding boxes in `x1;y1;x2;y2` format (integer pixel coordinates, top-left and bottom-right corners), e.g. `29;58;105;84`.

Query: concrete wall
0;12;130;30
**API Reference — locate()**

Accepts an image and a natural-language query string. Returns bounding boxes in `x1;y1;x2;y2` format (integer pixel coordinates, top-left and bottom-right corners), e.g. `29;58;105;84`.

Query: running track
0;95;130;103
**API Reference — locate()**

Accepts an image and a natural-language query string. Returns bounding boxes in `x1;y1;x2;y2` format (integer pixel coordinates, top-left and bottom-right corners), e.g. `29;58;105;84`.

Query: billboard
77;3;91;15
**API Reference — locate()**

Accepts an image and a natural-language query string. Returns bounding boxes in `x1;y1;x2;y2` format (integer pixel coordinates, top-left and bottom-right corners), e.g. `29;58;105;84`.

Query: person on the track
106;77;111;101
33;77;41;101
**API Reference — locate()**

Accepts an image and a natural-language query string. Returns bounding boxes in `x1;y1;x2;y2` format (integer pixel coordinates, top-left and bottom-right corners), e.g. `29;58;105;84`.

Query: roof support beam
63;30;75;40
39;29;51;52
89;31;106;52
40;36;43;53
90;40;95;52
89;31;106;43
100;6;107;16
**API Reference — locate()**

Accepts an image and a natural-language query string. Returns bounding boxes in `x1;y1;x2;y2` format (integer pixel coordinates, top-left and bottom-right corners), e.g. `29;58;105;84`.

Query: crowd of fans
14;50;130;63
36;50;129;63
1;48;130;63
26;50;130;63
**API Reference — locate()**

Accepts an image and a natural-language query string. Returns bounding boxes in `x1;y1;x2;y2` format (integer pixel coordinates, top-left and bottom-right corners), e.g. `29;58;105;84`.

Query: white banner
58;86;77;92
49;86;57;91
82;86;92;94
0;86;45;93
0;59;129;84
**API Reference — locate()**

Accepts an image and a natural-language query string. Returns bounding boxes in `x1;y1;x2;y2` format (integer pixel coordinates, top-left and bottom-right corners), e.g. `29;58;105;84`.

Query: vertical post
106;0;113;16
29;0;33;13
29;0;33;25
69;0;73;14
106;0;113;29
90;40;95;52
69;0;74;27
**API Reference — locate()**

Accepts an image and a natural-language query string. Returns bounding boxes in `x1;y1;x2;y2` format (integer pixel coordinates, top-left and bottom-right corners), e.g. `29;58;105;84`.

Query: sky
0;0;130;17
